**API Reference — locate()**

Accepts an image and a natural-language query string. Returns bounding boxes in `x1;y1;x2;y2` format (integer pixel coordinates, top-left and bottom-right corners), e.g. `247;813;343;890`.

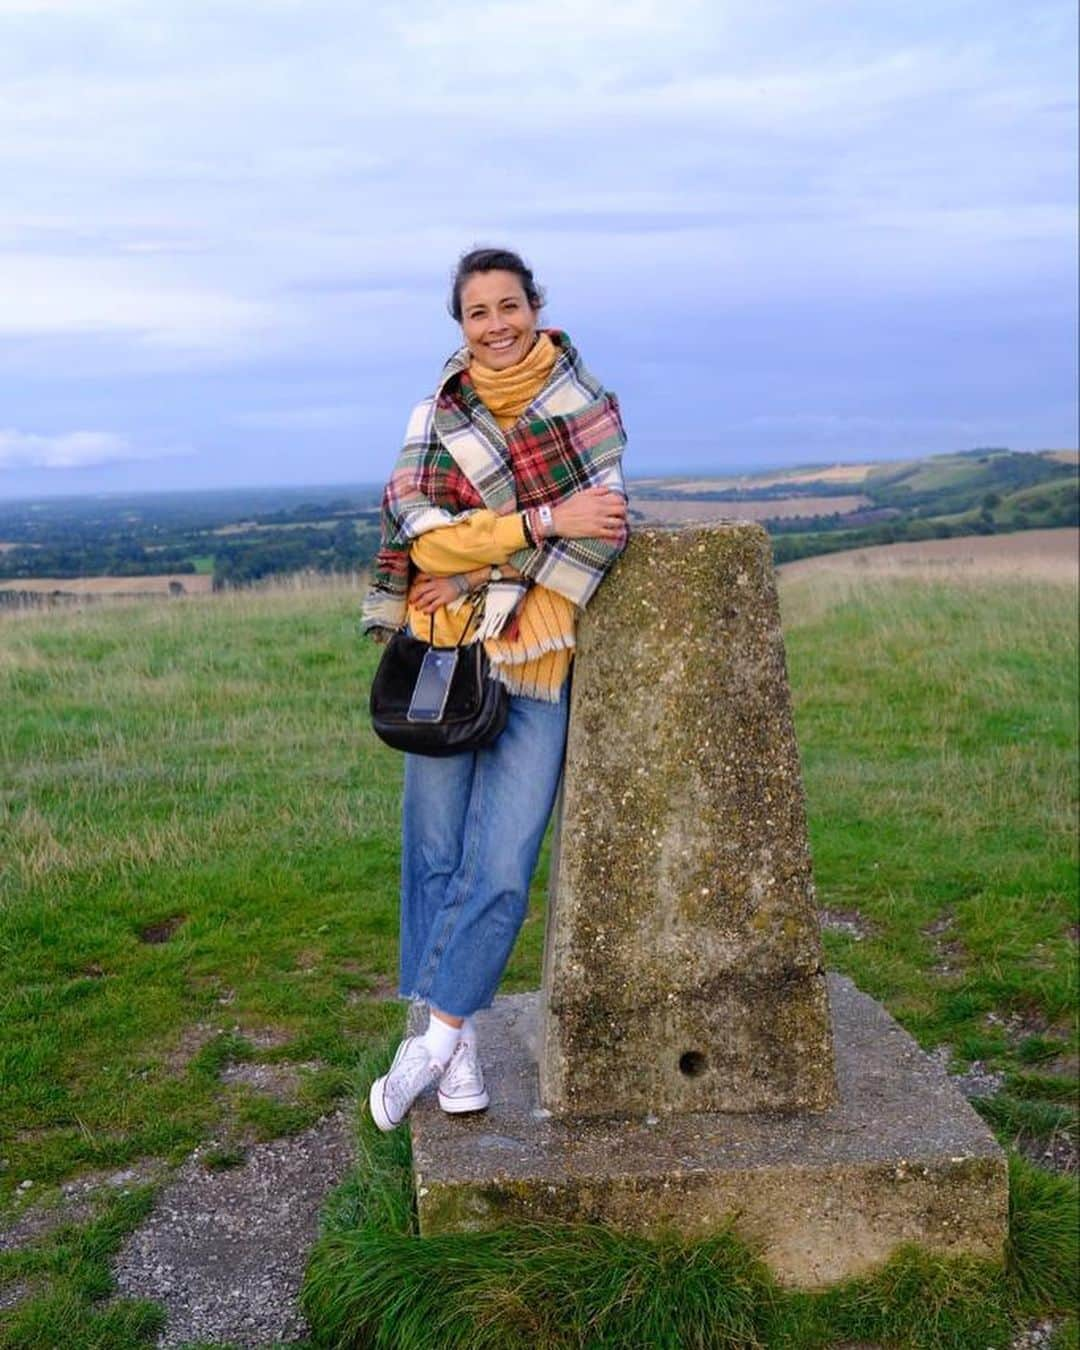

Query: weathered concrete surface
411;976;1008;1288
540;523;835;1115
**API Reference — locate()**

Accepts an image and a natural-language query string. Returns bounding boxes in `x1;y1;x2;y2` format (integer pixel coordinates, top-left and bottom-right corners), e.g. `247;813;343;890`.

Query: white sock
460;1017;478;1047
421;1012;461;1066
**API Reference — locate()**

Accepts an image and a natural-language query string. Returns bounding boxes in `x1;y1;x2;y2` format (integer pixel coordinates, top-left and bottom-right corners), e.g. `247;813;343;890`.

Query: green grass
2;570;1077;1345
0;1186;165;1349
780;575;1077;1081
301;1080;1075;1349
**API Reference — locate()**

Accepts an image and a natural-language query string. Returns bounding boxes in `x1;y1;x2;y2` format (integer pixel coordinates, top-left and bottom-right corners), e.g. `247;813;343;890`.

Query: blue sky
1;0;1076;499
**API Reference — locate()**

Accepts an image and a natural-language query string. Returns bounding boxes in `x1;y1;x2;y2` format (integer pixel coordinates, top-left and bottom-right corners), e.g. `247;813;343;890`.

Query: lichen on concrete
539;524;835;1116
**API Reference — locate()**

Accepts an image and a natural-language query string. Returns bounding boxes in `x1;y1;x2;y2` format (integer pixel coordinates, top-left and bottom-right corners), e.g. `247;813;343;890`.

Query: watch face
490;567;502;582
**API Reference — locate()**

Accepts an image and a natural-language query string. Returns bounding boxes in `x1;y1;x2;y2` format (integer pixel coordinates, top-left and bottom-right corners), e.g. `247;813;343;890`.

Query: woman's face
459;270;540;371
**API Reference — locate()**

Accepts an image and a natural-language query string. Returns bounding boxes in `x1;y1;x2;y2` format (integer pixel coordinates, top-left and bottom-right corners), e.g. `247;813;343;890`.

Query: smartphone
407;647;459;722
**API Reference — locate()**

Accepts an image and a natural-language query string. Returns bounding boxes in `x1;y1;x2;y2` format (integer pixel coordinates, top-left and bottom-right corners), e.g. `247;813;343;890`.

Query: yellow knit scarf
468;332;558;430
468;330;576;700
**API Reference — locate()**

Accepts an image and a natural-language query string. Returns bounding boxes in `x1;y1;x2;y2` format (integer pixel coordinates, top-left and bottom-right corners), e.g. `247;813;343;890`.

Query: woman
362;247;628;1132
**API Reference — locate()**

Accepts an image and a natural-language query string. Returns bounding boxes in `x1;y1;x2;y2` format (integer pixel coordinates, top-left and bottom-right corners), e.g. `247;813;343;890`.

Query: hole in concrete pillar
679;1050;707;1078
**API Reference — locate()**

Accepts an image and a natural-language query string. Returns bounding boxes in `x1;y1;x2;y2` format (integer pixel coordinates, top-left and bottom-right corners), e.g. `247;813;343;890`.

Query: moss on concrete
540;524;835;1115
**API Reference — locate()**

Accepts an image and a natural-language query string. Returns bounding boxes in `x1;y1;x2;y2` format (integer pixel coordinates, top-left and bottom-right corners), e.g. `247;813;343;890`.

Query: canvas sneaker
437;1036;490;1114
368;1036;444;1132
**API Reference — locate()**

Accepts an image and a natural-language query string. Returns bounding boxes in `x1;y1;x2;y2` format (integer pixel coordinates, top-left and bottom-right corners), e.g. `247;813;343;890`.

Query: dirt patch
817;907;875;941
346;973;400;1003
1017;1130;1077;1176
0;1279;37;1311
983;1009;1062;1045
926;1045;1006;1101
112;1109;355;1347
219;1062;323;1101
137;914;186;945
241;1025;294;1051
930;939;967;976
0;1158;168;1254
1012;1320;1064;1349
162;1022;222;1074
922;911;968;976
778;528;1079;583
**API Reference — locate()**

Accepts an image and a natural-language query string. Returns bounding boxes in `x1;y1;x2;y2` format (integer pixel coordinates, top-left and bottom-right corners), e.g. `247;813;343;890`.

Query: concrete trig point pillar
539;523;835;1116
410;524;1007;1288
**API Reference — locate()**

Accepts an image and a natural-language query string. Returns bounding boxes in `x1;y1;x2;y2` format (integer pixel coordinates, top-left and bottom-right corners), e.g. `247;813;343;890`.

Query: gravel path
112;1109;355;1348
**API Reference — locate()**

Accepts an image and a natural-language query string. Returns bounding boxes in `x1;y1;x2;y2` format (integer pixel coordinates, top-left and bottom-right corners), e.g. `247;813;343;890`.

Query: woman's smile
459;270;539;371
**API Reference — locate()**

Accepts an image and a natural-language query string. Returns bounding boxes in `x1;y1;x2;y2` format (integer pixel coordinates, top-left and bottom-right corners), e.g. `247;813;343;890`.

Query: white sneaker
368;1036;444;1132
437;1037;490;1115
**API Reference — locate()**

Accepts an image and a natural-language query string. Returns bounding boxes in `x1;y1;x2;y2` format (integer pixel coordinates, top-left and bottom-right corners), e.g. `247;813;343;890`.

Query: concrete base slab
410;975;1007;1288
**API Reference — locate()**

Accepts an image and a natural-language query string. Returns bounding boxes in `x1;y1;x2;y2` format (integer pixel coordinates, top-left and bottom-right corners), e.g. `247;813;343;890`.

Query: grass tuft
1006;1153;1080;1313
0;1186;164;1349
305;1222;772;1350
304;1094;1074;1349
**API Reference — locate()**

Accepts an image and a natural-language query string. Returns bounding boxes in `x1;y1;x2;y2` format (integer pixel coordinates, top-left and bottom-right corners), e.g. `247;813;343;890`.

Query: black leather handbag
369;602;509;757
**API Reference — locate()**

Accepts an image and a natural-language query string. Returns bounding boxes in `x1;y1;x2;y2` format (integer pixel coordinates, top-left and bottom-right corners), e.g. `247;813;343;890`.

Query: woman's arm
409;510;528;576
409;487;627;577
409;563;525;615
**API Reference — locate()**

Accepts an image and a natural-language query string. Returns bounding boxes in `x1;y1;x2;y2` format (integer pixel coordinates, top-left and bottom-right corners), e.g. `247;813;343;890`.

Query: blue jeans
398;682;570;1019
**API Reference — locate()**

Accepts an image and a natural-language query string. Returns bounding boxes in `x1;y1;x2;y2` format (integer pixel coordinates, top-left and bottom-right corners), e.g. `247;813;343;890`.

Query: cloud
0;0;1074;492
231;403;377;430
0;255;276;352
0;429;181;469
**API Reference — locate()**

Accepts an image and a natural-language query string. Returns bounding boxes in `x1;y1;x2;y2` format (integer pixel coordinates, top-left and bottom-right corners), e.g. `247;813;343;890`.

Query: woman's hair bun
449;247;545;321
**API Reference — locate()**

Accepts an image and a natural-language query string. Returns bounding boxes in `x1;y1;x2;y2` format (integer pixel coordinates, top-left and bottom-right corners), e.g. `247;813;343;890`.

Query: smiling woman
451;249;546;370
361;245;629;1132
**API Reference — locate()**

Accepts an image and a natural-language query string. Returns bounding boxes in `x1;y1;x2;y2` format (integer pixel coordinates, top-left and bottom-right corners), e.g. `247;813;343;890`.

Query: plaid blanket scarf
362;330;627;639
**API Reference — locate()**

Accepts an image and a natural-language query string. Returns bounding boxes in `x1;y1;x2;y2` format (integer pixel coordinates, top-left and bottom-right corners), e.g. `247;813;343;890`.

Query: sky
0;0;1076;499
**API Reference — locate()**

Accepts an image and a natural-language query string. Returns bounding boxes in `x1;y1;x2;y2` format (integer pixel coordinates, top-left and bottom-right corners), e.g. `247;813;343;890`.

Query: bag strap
427;591;485;650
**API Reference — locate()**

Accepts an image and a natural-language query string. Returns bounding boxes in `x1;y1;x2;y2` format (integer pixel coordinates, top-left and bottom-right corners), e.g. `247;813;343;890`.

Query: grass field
631;494;871;524
0;574;213;596
0;559;1076;1346
778;527;1079;584
630;463;876;492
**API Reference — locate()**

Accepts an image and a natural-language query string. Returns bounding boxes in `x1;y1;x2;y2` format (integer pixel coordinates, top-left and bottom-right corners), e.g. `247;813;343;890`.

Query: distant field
632;494;870;523
631;463;876;493
772;463;874;485
0;574;213;596
778;526;1079;583
211;519;341;536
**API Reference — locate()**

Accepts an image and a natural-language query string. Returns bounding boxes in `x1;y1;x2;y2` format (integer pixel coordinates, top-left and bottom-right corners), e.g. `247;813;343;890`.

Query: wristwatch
537;503;554;536
490;566;503;583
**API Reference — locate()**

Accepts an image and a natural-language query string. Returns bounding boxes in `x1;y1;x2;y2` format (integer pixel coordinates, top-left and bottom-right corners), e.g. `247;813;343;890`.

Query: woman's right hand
549;486;627;541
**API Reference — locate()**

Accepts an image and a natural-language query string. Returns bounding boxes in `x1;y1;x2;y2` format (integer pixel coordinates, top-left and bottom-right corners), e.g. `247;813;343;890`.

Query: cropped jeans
398;682;570;1019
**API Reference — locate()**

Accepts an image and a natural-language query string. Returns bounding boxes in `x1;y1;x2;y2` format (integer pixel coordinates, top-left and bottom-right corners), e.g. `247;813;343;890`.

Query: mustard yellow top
407;333;577;701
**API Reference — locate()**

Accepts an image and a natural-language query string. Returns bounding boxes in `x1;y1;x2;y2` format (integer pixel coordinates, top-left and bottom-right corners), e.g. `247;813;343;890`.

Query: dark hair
448;247;545;321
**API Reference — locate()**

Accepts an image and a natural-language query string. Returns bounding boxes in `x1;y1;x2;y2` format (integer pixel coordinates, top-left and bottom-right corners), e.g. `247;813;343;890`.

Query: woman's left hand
409;572;462;614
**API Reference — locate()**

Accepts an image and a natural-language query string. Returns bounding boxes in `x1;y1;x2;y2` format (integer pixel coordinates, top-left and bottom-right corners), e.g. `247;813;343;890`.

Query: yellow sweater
407;333;576;701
